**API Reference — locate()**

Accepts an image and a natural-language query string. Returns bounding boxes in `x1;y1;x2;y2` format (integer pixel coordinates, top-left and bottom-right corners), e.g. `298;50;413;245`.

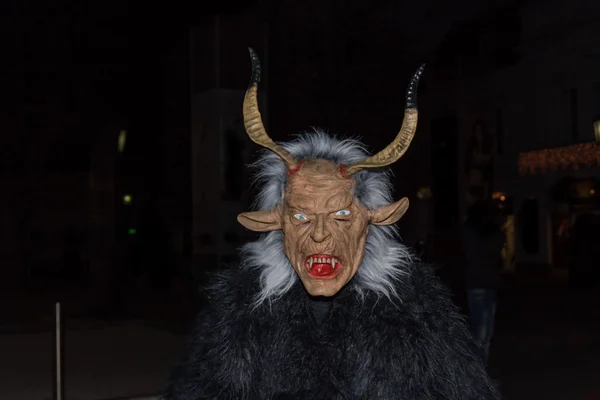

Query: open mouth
304;254;343;279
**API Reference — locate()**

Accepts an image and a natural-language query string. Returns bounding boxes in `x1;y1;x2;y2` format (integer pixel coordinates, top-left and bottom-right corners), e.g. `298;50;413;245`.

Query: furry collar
163;263;499;400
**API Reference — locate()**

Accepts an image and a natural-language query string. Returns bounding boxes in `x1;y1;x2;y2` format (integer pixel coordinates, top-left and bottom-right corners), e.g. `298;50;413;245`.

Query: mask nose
310;214;331;243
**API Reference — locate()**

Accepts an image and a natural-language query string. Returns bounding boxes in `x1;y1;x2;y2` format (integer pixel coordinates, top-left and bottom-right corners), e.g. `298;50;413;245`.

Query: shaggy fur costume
162;263;499;399
163;133;499;399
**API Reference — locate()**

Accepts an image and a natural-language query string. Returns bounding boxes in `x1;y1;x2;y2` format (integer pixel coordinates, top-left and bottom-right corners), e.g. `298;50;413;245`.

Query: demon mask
238;49;424;297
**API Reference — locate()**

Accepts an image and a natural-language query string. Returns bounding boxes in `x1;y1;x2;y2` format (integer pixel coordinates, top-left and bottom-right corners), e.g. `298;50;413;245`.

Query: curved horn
344;64;425;176
243;48;299;169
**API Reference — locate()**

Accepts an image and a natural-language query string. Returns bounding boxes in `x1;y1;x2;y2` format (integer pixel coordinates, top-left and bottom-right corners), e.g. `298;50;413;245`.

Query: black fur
163;263;499;399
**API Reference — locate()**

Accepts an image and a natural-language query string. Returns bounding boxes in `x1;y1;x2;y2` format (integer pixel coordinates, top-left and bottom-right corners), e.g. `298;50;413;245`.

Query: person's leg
480;289;498;365
467;288;487;363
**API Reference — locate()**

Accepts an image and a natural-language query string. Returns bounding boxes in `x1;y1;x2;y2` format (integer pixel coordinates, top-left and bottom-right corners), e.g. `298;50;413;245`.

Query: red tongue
313;263;334;276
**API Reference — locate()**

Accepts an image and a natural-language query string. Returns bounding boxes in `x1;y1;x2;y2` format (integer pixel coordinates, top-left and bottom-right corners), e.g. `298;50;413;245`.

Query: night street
3;0;600;398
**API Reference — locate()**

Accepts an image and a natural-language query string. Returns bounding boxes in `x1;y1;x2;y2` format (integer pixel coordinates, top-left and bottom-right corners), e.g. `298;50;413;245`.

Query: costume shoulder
362;263;500;399
406;263;500;399
403;262;459;310
162;265;262;400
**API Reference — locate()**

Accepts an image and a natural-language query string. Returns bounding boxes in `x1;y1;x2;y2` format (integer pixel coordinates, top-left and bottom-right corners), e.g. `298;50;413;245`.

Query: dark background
2;0;600;399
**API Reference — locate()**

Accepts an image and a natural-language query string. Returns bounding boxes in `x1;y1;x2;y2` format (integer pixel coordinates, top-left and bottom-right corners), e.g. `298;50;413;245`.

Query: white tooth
318;258;323;263
332;258;337;268
309;258;314;269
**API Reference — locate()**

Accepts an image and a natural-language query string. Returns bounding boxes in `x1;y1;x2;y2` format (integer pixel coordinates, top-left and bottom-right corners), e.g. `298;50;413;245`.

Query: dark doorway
520;198;539;254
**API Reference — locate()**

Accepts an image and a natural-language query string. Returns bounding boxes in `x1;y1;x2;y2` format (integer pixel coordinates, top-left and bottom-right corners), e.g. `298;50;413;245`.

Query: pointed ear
369;197;409;226
237;209;282;232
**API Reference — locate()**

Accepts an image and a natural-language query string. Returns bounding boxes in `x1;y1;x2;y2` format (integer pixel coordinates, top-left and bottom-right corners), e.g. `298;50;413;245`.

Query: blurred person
462;200;505;367
465;121;494;200
415;238;427;259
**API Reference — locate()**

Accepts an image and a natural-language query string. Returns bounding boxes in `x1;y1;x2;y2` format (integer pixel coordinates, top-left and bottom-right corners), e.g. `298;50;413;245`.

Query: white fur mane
240;130;414;306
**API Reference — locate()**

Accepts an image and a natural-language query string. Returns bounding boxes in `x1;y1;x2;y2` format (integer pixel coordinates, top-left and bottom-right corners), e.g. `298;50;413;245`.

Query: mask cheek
283;240;297;266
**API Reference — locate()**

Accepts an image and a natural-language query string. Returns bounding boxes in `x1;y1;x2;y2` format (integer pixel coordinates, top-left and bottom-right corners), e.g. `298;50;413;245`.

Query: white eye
335;209;351;216
294;213;309;221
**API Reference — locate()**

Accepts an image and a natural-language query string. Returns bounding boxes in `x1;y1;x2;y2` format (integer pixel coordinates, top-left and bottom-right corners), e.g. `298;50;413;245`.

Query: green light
128;228;137;235
123;194;132;205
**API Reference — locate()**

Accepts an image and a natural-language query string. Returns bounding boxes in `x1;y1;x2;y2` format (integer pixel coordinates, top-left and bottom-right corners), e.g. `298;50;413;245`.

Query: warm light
416;186;432;200
492;192;506;200
118;130;127;152
500;195;506;201
518;142;600;175
591;189;597;195
122;194;132;205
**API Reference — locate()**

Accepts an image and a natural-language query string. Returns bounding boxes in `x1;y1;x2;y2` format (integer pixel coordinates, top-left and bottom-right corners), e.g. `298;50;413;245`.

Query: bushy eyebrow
285;200;354;216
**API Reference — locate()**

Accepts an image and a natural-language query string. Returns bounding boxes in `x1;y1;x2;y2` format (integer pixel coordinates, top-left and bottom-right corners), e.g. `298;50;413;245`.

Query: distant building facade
425;0;600;273
189;12;269;269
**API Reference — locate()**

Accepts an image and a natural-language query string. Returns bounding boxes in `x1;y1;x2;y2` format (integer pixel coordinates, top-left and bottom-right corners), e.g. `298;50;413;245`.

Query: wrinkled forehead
284;159;355;209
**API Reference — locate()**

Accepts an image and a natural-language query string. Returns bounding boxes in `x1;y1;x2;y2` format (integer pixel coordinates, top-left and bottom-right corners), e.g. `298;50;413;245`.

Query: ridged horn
243;48;299;169
344;64;425;176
